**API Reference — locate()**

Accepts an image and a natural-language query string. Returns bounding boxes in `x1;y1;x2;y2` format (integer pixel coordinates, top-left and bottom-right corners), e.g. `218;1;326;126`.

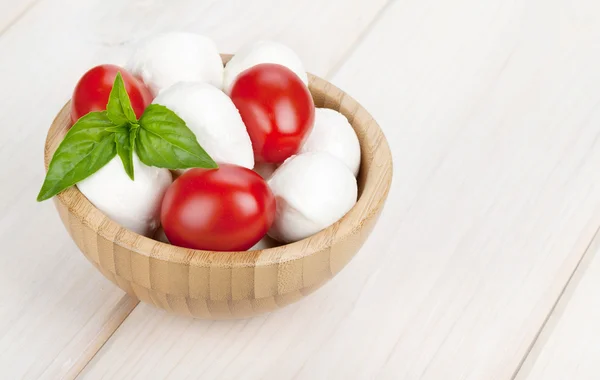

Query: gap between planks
64;296;139;380
67;2;396;378
324;0;397;79
511;221;600;380
0;0;44;37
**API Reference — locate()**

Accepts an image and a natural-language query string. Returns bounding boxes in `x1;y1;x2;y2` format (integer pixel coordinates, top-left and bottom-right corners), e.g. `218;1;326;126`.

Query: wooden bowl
44;61;393;319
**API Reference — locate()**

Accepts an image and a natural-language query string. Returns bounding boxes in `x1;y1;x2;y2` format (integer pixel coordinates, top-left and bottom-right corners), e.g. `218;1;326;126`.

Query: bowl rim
44;68;393;270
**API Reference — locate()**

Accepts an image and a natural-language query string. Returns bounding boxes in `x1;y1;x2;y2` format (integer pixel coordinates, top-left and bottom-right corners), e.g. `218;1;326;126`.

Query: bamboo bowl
44;62;393;319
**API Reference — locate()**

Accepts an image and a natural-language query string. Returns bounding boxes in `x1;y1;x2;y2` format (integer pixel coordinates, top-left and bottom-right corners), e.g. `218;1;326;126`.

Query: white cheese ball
77;154;172;236
153;82;254;169
267;152;357;243
223;40;308;94
299;108;361;176
127;32;223;95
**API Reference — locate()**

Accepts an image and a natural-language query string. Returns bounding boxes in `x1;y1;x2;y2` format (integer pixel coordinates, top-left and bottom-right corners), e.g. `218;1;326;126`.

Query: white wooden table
2;1;600;379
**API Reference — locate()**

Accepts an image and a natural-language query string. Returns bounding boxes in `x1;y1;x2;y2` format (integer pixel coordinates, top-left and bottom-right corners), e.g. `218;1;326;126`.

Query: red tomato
70;64;153;123
230;63;315;163
161;164;276;251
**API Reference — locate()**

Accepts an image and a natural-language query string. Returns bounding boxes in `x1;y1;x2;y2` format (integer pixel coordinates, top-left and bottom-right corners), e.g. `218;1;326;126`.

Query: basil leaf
105;125;128;133
136;104;217;169
115;126;135;180
106;72;137;126
130;125;138;155
37;111;117;201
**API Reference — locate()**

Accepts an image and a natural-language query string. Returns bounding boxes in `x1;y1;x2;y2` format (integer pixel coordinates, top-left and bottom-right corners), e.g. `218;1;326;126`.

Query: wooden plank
0;0;389;378
80;0;600;379
0;0;40;35
516;230;600;380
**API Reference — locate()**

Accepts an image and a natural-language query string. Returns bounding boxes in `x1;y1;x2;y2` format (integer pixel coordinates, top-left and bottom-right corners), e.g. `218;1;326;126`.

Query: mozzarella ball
127;32;223;95
223;40;308;94
299;108;361;176
153;82;254;169
77;154;172;236
267;152;357;243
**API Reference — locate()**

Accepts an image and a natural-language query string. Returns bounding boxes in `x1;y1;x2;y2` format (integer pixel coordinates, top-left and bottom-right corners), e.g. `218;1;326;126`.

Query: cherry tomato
230;63;315;163
161;164;276;251
70;64;153;123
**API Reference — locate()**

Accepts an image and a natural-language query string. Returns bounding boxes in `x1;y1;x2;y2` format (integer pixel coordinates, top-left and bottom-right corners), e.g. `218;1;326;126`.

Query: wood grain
0;0;389;377
516;230;600;380
0;0;40;35
81;0;600;379
44;68;393;319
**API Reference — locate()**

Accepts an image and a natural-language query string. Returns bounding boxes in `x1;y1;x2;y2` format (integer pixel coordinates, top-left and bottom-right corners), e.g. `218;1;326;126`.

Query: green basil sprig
37;72;216;202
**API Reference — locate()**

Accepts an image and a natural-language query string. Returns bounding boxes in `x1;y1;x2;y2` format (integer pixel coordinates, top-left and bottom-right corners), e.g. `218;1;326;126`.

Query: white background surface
1;0;599;379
